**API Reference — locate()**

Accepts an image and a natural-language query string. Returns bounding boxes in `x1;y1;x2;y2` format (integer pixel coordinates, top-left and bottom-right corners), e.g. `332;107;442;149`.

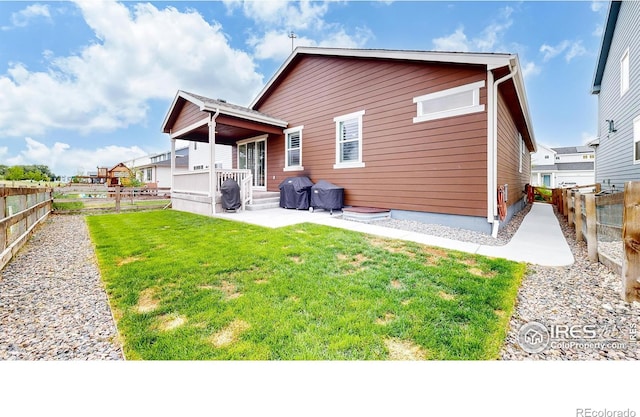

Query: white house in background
530;144;595;187
124;145;233;188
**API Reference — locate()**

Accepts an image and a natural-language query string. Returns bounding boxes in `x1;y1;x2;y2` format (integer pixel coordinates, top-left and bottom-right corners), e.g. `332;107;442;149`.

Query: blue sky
0;0;609;177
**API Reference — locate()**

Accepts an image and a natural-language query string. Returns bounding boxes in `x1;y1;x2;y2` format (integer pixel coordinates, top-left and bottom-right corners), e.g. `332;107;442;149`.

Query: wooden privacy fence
0;186;53;270
556;182;640;303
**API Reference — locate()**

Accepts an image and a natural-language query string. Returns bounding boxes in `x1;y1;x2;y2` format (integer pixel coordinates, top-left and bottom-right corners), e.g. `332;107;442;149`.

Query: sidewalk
213;202;574;267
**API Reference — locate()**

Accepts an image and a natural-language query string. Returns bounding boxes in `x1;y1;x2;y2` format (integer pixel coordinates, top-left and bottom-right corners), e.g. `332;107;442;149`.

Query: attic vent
218;99;227;103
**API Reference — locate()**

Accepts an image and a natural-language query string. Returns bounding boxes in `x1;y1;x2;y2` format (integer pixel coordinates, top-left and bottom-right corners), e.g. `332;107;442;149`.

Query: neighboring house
162;47;536;235
530;143;595;187
108;163;132;186
124;146;233;189
591;0;640;191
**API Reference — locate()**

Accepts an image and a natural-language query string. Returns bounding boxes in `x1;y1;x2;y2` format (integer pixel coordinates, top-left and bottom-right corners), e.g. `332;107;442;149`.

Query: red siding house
162;47;536;235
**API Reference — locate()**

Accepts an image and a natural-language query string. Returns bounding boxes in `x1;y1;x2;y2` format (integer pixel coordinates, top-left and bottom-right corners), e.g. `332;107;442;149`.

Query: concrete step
251;196;280;205
246;201;280;211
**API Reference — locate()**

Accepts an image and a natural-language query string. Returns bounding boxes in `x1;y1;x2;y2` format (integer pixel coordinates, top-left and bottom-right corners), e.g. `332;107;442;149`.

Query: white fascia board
201;102;288;127
161;90;206;133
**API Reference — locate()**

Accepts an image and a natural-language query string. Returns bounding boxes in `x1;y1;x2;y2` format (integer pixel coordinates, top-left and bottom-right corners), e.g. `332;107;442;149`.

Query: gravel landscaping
0;214;124;360
499;208;639;360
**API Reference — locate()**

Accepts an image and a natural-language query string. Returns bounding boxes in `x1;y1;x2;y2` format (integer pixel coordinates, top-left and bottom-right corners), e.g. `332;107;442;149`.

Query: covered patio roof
161;90;288;145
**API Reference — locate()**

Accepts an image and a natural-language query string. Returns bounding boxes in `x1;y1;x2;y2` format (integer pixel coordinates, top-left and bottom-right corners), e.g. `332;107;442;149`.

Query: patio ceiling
162;90;288;146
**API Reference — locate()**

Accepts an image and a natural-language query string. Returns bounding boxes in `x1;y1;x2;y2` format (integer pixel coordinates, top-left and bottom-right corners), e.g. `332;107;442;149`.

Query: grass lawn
86;210;526;360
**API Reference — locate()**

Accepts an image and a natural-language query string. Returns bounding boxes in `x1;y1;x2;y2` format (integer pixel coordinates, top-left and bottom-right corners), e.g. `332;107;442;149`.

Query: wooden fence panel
0;186;53;270
622;182;640;302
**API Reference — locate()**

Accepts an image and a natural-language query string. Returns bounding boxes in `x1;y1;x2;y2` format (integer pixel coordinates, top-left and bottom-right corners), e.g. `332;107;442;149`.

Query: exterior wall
595;0;640;190
531;145;556;166
256;55;489;218
173;101;207;132
496;90;531;210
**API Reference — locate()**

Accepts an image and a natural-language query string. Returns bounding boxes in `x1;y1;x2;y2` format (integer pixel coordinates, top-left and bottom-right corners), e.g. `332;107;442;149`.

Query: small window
621;48;630;96
413;80;485;123
334;110;365;169
544;155;549;159
284;126;304;171
634;115;640;163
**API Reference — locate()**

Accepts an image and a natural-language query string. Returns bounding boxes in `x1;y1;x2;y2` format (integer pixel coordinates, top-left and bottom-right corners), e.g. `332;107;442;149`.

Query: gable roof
250;46;535;151
161;90;287;135
552;146;595;154
592;0;622;94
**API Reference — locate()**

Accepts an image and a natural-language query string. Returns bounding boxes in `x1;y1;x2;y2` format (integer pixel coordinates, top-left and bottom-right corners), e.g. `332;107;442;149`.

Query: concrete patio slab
210;202;574;267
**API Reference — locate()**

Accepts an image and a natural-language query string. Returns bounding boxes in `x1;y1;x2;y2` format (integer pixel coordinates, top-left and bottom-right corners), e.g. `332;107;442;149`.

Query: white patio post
209;112;217;214
170;138;176;191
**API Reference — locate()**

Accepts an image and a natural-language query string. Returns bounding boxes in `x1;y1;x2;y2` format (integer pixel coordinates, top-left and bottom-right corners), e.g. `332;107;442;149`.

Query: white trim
236;135;268;190
633;115;640;164
169;117;209;139
413;80;485;123
333;110;365;169
284;125;304;171
621;48;630;97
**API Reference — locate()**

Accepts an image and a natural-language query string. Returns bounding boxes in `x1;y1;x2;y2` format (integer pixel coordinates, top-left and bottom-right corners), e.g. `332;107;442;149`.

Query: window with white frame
634;115;640;163
413;80;485;123
621;48;630;96
334;110;365;169
284;126;303;171
145;168;152;182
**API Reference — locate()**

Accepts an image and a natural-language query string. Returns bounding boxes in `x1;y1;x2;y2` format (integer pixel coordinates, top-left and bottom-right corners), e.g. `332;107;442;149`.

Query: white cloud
249;27;373;62
6;137;148;176
540;40;586;62
521;61;541;79
3;4;51;30
432;27;470;52
228;0;373;61
0;1;265;138
591;1;606;13
225;0;329;31
432;6;513;53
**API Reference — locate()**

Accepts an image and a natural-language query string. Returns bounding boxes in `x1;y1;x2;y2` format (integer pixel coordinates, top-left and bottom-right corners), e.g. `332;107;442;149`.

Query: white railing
173;171;210;195
216;169;253;210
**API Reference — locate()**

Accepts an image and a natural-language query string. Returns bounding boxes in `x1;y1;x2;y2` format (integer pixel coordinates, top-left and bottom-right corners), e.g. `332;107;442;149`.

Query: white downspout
209;109;220;215
489;64;518;238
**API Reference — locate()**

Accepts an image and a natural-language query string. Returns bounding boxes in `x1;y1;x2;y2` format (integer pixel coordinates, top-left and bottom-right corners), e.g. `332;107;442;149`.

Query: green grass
53;201;84;211
86;210;526;360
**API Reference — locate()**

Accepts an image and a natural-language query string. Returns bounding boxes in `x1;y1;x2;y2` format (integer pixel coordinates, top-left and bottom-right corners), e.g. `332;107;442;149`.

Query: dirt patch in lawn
438;290;456;301
468;267;497;278
385;338;427;360
367;237;415;258
136;288;160;313
117;256;145;267
217;280;242;300
210;319;250;348
157;314;187;331
375;312;395;325
390;279;403;289
290;255;304;264
254;279;269;284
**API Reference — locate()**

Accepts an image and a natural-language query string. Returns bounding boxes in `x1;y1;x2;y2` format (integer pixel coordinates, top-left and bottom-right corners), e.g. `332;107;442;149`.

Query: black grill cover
279;176;313;209
310;180;344;212
220;178;241;210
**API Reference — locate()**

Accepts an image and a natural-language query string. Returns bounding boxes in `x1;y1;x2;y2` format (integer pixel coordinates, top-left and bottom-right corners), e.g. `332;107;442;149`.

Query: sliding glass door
238;138;266;189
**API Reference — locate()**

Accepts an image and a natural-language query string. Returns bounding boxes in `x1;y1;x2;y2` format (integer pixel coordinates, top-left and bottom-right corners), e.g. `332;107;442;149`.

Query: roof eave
201;102;288;127
591;1;622;94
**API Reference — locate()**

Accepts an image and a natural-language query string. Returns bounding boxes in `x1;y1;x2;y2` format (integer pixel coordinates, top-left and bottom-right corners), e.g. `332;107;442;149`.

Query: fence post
622;181;640;302
115;186;121;213
568;190;574;226
575;191;583;242
585;193;598;262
